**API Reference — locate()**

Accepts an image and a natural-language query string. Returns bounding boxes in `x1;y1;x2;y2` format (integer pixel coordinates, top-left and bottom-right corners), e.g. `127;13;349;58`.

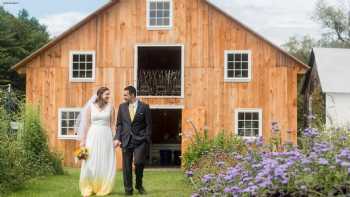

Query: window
58;108;80;139
69;51;95;82
235;109;262;138
224;50;252;82
147;0;172;29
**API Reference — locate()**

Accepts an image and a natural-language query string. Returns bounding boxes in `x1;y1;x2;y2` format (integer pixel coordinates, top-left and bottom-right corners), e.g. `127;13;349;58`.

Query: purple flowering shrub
186;127;350;197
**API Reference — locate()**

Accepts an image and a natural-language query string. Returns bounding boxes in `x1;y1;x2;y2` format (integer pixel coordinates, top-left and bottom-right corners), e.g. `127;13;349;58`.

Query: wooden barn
11;0;309;168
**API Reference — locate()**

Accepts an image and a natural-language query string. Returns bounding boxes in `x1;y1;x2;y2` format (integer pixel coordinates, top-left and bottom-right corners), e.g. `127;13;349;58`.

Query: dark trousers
122;141;147;193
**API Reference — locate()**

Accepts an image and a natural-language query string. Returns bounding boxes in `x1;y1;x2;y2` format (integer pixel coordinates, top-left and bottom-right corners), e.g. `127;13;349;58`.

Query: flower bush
186;126;350;196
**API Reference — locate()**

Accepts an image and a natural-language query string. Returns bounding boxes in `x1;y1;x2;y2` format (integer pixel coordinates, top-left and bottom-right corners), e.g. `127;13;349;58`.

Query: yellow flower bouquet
74;147;89;162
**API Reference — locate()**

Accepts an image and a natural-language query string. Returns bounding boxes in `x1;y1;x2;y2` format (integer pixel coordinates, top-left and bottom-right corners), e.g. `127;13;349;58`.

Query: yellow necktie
129;104;135;121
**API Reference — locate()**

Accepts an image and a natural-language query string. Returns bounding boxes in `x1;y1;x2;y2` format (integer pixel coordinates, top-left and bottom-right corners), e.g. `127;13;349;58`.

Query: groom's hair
124;86;137;97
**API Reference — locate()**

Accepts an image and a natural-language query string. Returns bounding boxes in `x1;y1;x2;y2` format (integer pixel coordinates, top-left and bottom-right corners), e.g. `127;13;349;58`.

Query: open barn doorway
146;107;182;167
135;45;184;97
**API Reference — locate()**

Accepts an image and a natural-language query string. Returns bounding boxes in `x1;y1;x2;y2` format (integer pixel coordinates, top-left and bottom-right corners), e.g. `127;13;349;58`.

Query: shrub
17;105;64;177
0;106;25;194
0;104;63;195
0;135;26;194
187;126;350;197
49;151;64;175
182;129;247;169
0;90;23;121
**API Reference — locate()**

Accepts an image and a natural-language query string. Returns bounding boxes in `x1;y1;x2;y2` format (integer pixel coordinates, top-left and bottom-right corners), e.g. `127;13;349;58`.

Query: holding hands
113;140;121;148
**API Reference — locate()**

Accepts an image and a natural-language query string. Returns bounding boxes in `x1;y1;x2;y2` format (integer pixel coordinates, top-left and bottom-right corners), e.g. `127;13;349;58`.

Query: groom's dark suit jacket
114;101;152;148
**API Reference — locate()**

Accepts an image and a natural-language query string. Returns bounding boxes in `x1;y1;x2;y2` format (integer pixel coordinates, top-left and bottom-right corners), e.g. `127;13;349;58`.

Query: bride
75;87;116;197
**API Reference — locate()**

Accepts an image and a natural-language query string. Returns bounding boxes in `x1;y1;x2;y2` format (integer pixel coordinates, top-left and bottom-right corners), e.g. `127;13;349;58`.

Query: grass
6;168;193;197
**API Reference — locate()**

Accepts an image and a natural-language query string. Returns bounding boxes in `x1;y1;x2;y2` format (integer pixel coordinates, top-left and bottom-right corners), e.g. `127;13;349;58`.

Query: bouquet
74;147;89;163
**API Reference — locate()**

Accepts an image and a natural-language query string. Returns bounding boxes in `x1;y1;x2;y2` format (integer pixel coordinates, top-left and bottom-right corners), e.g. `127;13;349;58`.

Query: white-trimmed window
146;0;172;30
69;51;96;82
58;108;80;139
235;109;262;138
224;50;252;82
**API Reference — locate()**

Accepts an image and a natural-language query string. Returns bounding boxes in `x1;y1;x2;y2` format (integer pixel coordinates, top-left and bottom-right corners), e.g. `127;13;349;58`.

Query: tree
313;0;350;47
282;36;318;64
0;7;49;90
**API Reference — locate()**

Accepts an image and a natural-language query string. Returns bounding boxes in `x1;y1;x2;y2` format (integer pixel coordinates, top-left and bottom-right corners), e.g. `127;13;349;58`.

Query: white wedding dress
80;103;116;196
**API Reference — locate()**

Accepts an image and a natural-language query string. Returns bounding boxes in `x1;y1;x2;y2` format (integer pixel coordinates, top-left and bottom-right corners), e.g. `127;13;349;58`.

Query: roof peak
11;0;309;71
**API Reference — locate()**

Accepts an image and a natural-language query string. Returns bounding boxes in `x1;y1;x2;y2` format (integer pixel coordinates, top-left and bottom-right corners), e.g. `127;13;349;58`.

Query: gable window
147;0;172;30
235;109;262;138
224;50;252;82
58;108;80;139
69;51;95;82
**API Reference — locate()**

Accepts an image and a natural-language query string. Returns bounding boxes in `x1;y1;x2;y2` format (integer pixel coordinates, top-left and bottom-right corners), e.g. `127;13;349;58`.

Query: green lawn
6;168;193;197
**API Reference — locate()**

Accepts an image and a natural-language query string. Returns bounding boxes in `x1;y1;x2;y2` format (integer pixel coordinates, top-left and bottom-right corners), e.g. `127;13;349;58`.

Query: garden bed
184;127;350;197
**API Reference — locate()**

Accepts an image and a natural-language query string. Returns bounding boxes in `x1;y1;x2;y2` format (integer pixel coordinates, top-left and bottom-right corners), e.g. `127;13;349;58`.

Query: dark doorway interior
137;46;182;96
146;108;182;167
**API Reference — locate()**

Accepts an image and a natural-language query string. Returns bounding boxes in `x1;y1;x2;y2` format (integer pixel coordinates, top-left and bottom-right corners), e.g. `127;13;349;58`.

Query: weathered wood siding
24;0;305;168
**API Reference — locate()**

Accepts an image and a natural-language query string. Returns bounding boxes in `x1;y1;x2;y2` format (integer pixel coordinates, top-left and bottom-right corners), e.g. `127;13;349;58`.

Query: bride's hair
94;87;110;108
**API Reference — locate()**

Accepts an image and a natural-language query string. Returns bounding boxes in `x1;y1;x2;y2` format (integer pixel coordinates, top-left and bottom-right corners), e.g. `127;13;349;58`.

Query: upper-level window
224;50;252;82
147;0;172;30
69;51;96;82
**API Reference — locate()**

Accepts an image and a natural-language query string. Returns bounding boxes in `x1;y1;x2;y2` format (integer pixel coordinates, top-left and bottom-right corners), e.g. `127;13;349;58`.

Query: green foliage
0;106;25;194
282;35;318;64
309;87;326;129
313;0;350;47
182;129;247;169
17;105;64;177
0;101;63;195
0;135;26;194
0;89;23;120
187;127;350;196
0;7;49;90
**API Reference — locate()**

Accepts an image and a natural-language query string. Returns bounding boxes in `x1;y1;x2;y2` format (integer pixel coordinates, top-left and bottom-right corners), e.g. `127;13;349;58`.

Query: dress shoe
136;186;146;195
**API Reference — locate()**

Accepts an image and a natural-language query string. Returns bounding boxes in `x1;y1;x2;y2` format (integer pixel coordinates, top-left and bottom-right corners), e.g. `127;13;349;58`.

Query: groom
114;85;152;195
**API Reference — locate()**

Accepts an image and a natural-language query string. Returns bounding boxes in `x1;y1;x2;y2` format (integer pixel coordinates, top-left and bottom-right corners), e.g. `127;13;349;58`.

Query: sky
1;0;343;45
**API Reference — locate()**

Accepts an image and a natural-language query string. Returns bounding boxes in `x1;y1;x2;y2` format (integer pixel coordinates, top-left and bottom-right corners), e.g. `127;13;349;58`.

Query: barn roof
310;48;350;93
11;0;309;71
